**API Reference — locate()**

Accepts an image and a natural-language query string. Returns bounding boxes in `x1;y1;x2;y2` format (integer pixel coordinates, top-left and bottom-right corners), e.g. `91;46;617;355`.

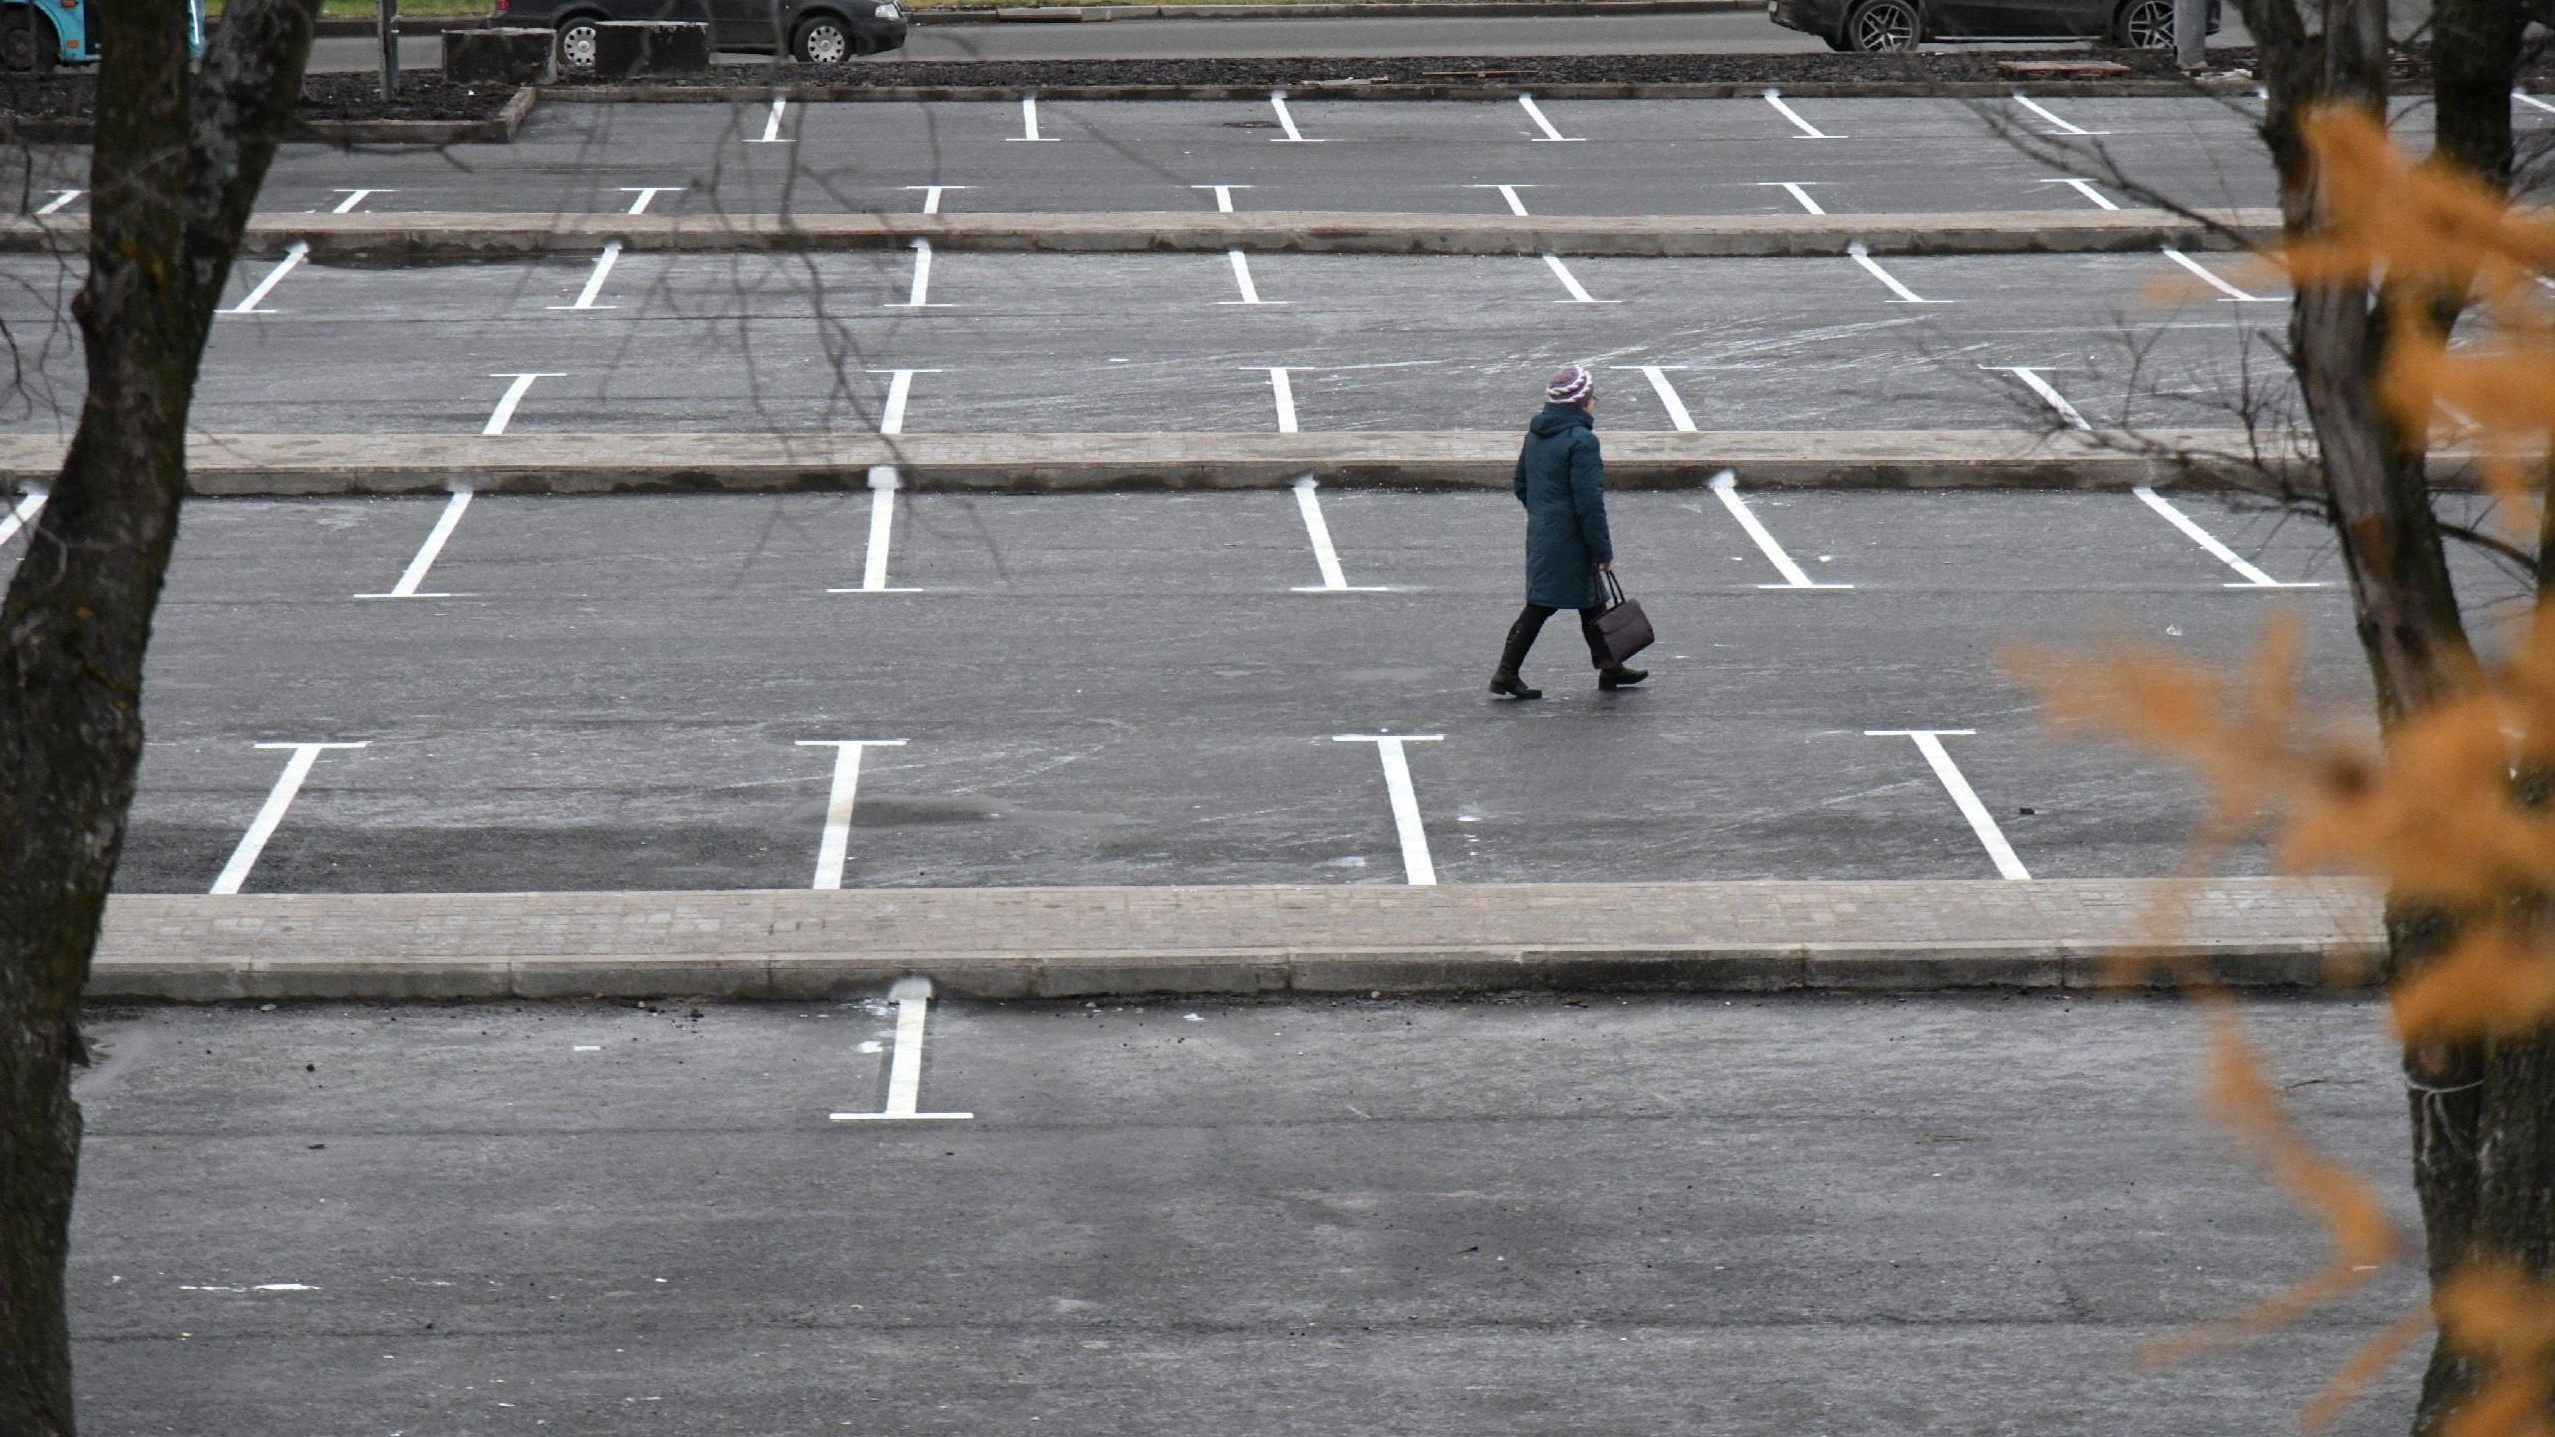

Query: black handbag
1595;570;1654;665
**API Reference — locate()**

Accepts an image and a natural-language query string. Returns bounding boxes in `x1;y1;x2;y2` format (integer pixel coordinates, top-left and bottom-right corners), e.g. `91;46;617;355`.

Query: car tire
1822;30;1854;48
2110;0;2174;46
1841;0;1921;49
0;11;57;72
791;11;853;63
554;14;604;72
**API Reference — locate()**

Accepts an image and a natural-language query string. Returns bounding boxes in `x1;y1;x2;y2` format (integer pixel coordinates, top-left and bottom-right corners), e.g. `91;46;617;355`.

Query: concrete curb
0;429;2340;495
4;85;538;147
0;207;2280;259
87;879;2384;1002
549;75;2246;101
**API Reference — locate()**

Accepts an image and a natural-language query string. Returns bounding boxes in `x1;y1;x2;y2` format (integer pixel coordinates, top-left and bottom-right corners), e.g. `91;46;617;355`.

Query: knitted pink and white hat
1545;363;1595;404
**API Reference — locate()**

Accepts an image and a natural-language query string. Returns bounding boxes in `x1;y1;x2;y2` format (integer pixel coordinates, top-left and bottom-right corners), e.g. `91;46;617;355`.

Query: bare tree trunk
2432;0;2524;189
0;1;317;1430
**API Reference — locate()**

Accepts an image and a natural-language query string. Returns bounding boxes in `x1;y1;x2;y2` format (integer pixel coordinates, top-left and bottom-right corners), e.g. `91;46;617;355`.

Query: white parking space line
1620;364;1696;430
1221;249;1282;305
479;372;563;436
229;241;308;314
2162;246;2279;302
1760;181;1825;214
868;367;939;435
903;185;970;214
2039;177;2120;210
1465;183;1534;216
2133;485;2323;588
2516;89;2555;116
1864;730;2029;881
1846;241;1947;304
1193;183;1249;212
358;487;475;600
1541;253;1619;304
832;976;973;1122
210;742;368;896
1009;94;1058;142
890;238;952;308
796;739;909;891
1518;94;1583;142
2012;94;2109;136
1291;476;1387;592
34;189;80;215
1333;733;1444;885
329;188;390;214
1269;90;1328;142
1260;367;1299;431
619;186;683;215
829;465;922;595
1982;365;2090;429
1712;471;1851;590
1762;88;1844;139
750;96;791;143
0;487;46;549
550;241;622;311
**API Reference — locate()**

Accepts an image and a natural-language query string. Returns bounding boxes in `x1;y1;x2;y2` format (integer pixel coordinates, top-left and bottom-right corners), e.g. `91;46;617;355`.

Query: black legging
1502;602;1613;673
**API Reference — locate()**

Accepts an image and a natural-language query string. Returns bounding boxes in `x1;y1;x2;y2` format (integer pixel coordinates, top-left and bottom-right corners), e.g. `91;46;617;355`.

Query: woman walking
1489;364;1647;700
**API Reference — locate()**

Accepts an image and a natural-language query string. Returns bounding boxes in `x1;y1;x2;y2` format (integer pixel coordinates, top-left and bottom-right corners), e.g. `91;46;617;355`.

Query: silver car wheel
797;19;850;62
558;21;599;70
2119;0;2174;46
1848;0;1919;49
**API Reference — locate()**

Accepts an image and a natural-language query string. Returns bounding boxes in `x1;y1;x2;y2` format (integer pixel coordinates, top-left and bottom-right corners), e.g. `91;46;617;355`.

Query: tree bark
0;1;316;1431
2431;0;2524;190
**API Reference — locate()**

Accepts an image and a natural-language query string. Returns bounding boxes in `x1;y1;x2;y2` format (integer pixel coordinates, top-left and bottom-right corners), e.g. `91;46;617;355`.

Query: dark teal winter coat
1513;402;1613;609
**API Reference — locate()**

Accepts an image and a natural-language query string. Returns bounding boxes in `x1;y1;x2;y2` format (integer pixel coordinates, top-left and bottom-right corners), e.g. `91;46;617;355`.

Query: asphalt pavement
70;992;2424;1436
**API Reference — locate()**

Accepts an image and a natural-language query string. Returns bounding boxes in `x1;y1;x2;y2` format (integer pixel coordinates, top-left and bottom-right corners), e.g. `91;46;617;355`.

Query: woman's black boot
1491;610;1545;699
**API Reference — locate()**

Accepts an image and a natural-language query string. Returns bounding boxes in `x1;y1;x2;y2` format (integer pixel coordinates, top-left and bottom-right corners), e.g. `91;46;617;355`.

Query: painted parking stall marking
479;372;563;437
619;185;683;215
1518;94;1583;143
2040;177;2120;210
359;487;476;600
1010;94;1058;142
750;96;791;144
1983;365;2090;430
210;742;367;896
329;188;390;214
2133;486;2323;589
1292;476;1388;593
0;487;46;550
1194;183;1251;213
1541;254;1618;304
891;239;951;308
1712;471;1850;590
1865;730;2029;881
831;976;973;1122
1466;183;1534;216
1269;90;1327;143
2162;246;2278;303
828;465;922;594
1620;364;1696;431
1762;88;1844;139
1847;241;1947;304
869;368;938;435
2011;94;2108;137
1334;733;1444;885
552;242;622;311
904;185;970;214
1761;181;1826;215
797;739;909;890
2515;89;2555;116
229;241;308;315
1221;249;1282;305
34;189;80;216
1258;367;1300;432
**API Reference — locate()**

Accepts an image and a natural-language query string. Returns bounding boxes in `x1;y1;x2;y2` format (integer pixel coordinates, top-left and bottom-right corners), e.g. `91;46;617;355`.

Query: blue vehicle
2;0;204;70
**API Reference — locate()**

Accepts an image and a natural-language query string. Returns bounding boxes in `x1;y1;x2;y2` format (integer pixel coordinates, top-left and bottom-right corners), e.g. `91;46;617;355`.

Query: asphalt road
5;477;2486;893
13;93;2337;220
71;993;2425;1436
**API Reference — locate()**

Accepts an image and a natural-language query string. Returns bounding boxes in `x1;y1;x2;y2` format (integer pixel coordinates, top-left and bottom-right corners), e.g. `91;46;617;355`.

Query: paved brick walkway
90;878;2384;1001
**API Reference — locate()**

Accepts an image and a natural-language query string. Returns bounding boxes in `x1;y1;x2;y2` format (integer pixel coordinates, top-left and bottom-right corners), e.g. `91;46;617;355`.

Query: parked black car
1768;0;2215;51
491;0;906;66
